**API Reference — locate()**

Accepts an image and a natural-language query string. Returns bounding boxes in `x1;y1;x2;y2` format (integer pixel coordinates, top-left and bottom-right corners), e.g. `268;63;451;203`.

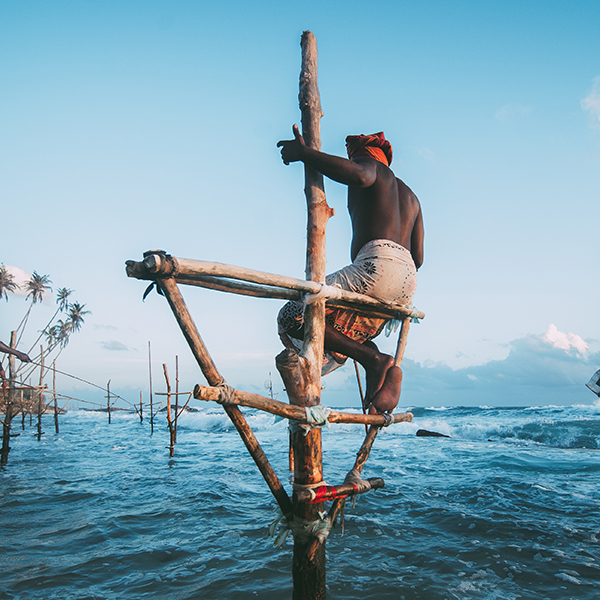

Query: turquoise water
2;405;600;599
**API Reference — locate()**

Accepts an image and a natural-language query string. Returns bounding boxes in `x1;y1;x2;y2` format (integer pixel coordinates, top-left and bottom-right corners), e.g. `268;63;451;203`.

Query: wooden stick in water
52;360;59;434
106;380;111;425
163;364;175;457
148;341;154;433
174;355;179;444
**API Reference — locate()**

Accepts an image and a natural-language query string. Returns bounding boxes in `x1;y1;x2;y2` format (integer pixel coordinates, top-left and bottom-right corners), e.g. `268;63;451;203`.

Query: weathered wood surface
284;30;329;600
156;276;293;518
52;360;59;434
307;425;381;562
163;364;175;457
126;256;424;322
0;332;17;465
394;317;412;367
193;383;413;426
106;380;112;425
37;346;44;440
148;341;154;433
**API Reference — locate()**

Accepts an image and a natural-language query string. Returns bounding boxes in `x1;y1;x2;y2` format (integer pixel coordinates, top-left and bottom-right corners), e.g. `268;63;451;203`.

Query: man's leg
278;301;403;413
323;325;402;414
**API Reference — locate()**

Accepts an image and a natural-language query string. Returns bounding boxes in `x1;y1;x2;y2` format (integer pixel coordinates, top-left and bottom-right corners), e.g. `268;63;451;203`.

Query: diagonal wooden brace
155;276;293;518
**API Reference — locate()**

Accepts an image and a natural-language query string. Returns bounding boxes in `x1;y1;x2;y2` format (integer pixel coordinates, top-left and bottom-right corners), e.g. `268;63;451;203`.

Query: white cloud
581;76;600;126
543;324;588;354
4;266;31;297
494;103;533;122
322;326;598;407
3;266;54;301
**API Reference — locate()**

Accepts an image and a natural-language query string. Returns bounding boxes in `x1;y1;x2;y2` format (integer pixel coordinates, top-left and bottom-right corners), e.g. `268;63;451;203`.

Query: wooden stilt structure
125;31;424;600
53;360;59;434
21;389;26;431
36;347;44;441
174;356;179;443
162;364;176;457
1;332;17;465
148;342;154;433
106;380;112;424
137;391;144;423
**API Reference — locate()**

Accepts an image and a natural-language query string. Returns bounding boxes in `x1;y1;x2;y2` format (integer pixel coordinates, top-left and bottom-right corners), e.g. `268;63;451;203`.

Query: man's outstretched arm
277;125;377;188
0;341;31;363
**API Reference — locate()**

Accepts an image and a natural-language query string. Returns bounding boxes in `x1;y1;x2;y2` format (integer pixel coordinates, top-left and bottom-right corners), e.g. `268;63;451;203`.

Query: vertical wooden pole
139;391;144;423
107;380;111;424
276;30;333;600
1;332;17;465
21;389;26;430
53;360;59;434
37;346;44;441
174;355;179;443
148;342;154;433
163;364;175;457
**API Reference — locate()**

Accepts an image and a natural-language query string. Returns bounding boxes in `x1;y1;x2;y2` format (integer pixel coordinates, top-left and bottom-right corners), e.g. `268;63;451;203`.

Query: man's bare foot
368;366;402;414
364;353;395;405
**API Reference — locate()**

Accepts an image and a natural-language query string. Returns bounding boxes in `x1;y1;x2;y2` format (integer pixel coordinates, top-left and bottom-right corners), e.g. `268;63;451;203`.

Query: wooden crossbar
193;383;413;427
125;253;425;322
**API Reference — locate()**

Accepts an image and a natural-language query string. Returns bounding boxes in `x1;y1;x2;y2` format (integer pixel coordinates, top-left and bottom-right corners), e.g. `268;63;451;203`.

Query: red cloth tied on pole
345;132;393;166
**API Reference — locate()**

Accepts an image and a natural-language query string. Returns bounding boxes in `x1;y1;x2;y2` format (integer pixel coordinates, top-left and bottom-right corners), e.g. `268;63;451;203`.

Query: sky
1;0;599;409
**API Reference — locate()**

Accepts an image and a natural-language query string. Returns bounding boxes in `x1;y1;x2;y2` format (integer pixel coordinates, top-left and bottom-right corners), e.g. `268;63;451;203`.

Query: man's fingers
292;124;301;140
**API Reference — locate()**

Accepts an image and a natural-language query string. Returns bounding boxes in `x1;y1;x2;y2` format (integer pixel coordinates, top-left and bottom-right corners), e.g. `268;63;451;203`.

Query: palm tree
25;288;73;356
15;273;52;346
56;288;72;312
24;272;52;304
0;265;19;301
55;320;72;349
44;325;59;349
66;302;90;333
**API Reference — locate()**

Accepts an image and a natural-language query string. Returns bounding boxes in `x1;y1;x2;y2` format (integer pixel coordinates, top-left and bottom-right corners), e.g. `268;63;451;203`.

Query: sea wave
71;404;600;449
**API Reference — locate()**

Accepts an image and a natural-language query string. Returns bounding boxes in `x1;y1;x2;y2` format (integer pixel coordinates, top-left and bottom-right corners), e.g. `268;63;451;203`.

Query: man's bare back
277;126;424;414
347;158;423;265
279;126;423;266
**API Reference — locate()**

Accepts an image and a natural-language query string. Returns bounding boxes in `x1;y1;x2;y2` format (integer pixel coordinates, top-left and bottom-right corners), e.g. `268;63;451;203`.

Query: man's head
345;132;393;166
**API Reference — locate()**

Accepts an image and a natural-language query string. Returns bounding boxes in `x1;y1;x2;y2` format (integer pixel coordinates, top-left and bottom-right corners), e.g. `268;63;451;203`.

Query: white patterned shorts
277;239;417;372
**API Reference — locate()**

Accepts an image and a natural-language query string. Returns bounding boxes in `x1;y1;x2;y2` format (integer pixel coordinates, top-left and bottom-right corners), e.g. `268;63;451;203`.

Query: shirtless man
277;126;424;414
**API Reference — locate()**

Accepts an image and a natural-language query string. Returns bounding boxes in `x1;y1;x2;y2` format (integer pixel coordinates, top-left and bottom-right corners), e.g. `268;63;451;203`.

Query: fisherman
277;127;424;414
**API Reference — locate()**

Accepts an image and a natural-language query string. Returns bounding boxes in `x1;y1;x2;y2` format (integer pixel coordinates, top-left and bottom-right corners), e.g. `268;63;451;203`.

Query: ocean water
1;404;599;600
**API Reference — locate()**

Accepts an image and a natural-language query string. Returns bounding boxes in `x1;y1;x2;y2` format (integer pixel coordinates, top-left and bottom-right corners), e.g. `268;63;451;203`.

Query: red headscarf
345;132;393;166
